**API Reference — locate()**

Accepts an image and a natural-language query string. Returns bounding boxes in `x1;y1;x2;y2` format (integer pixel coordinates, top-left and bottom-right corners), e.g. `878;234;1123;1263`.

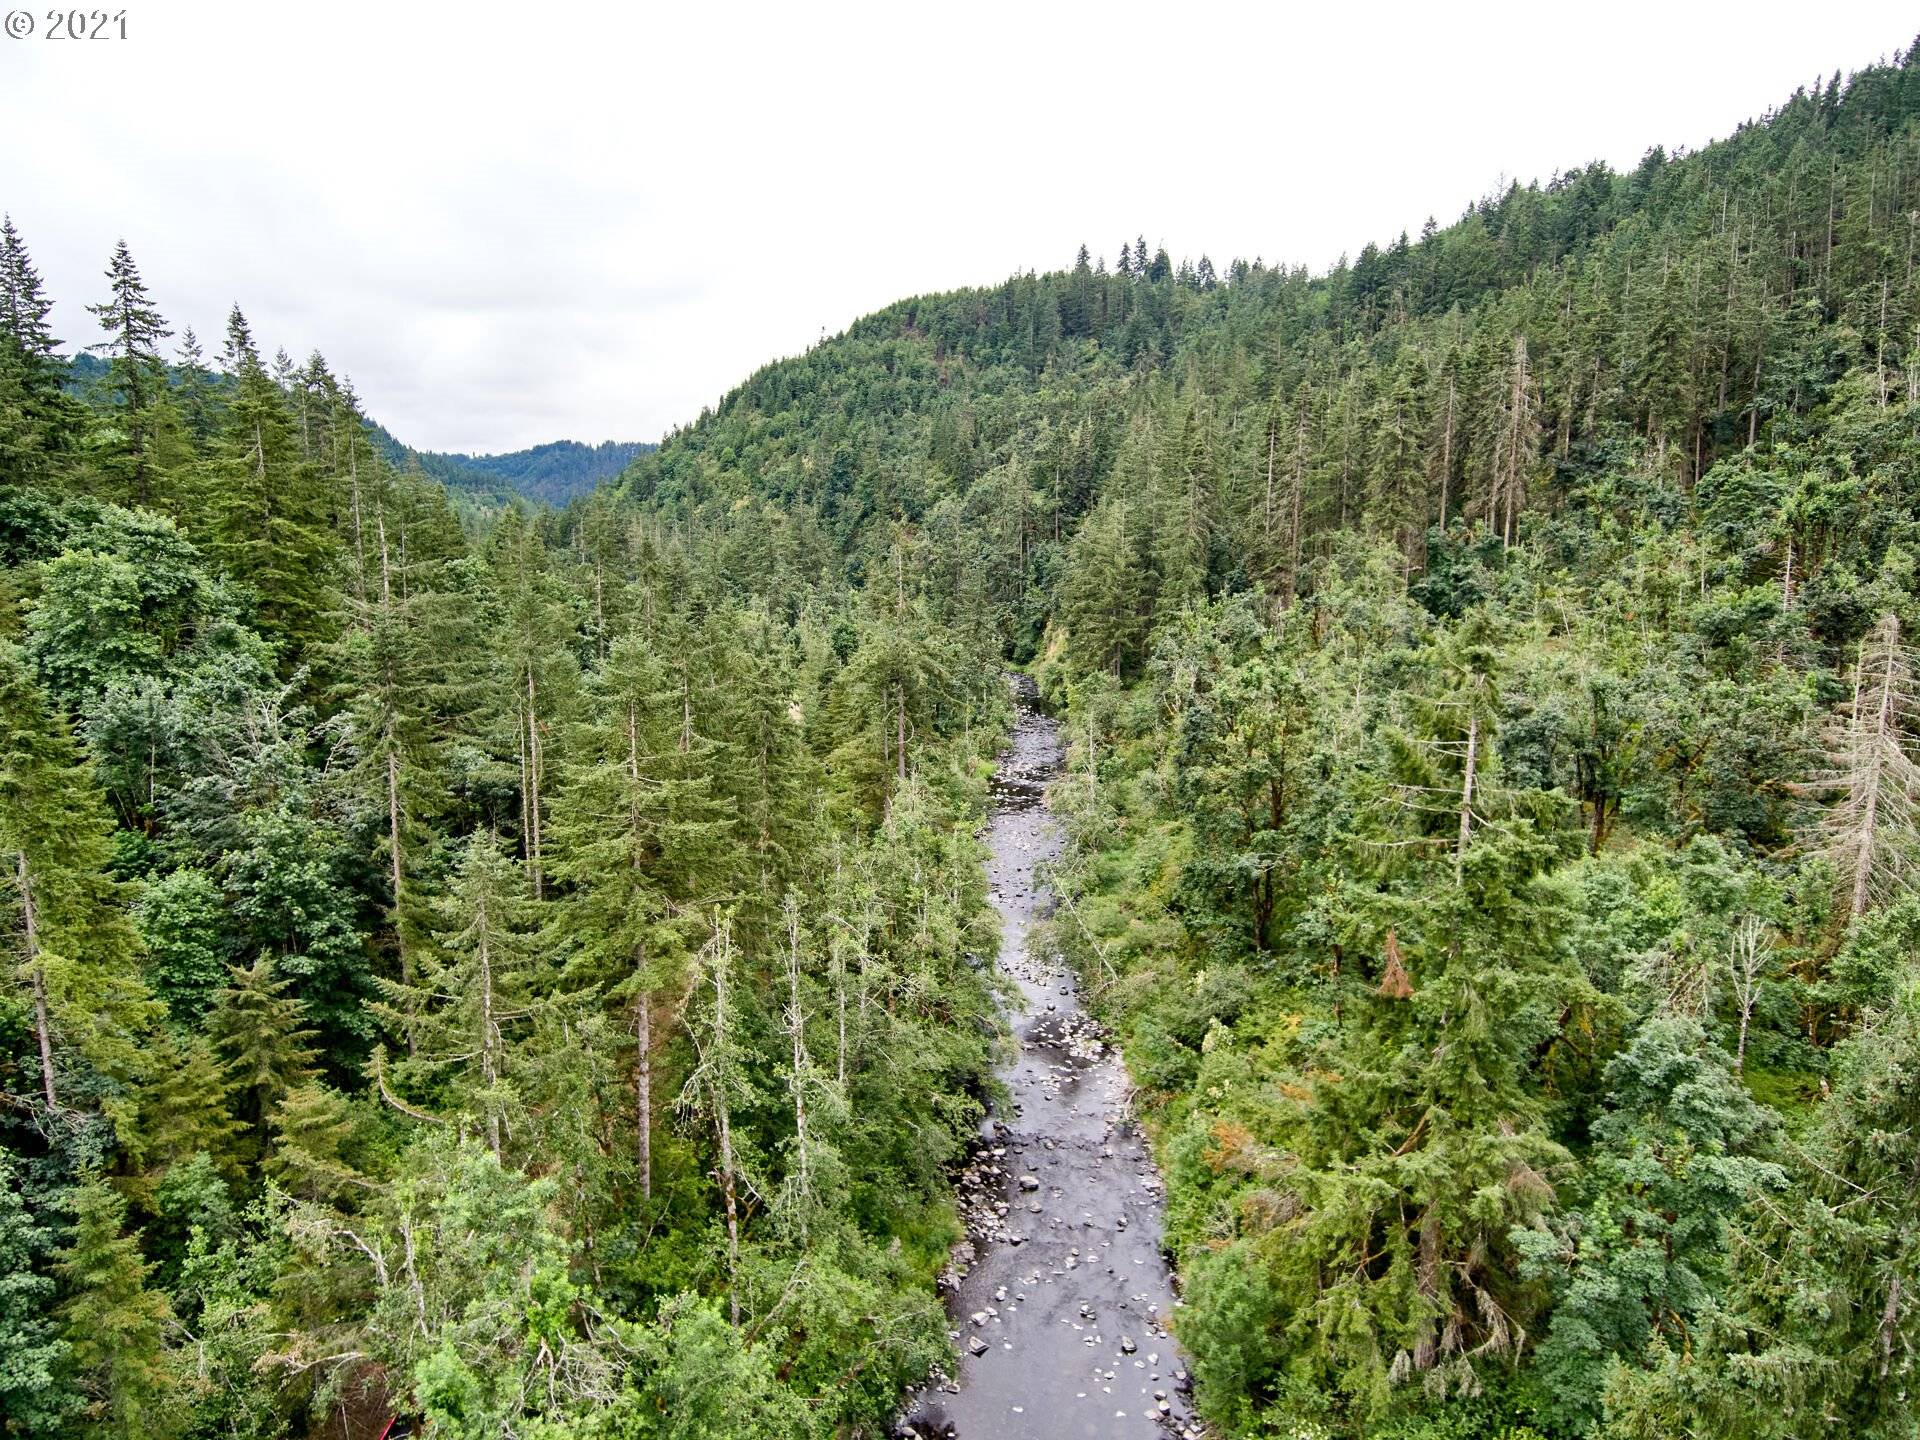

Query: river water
901;679;1199;1440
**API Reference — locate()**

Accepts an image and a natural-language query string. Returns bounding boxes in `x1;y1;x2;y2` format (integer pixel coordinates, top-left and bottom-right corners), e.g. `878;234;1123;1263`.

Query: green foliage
0;641;157;1132
208;957;316;1134
132;867;227;1023
205;307;338;662
1604;992;1920;1438
0;1150;74;1436
7;42;1920;1440
55;1177;177;1440
375;831;542;1154
1511;1018;1785;1432
532;1296;814;1440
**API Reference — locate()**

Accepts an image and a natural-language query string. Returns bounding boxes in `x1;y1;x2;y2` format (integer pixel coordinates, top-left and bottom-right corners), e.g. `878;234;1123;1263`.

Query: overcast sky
3;2;1915;454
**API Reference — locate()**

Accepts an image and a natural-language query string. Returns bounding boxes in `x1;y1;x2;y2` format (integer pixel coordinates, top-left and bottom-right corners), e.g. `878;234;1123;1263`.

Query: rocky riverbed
901;679;1200;1440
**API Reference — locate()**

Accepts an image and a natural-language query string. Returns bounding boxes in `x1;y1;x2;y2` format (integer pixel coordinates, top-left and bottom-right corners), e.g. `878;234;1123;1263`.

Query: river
901;678;1200;1440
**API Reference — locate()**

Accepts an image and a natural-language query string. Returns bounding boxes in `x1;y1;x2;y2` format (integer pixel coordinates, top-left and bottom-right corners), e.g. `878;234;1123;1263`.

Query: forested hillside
364;430;652;506
0;225;1012;1439
6;38;1920;1440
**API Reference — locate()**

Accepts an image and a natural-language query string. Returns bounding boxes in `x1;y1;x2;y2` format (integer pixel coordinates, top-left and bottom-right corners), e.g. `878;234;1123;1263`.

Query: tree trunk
627;700;653;1200
896;683;908;783
1853;639;1897;918
1455;712;1479;885
348;433;366;606
478;894;500;1159
526;669;544;898
784;903;814;1228
1287;400;1307;603
710;948;742;1326
834;952;849;1090
593;561;606;662
1262;412;1277;574
19;853;56;1112
636;994;652;1201
717;1102;740;1327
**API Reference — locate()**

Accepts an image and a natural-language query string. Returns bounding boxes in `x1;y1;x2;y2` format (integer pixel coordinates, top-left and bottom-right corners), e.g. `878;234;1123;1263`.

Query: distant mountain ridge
65;352;647;506
367;431;653;505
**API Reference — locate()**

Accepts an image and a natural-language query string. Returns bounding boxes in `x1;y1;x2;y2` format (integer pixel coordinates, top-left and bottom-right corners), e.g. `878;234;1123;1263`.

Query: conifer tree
1430;346;1463;526
0;644;156;1129
490;513;582;897
86;240;175;506
678;914;756;1325
0;215;58;364
1211;607;1581;1411
701;607;817;907
1474;332;1540;547
0;214;76;484
128;1028;241;1201
208;955;317;1135
1058;494;1149;676
208;305;338;660
0;1151;72;1436
1369;350;1431;562
832;593;955;808
56;1177;178;1440
172;325;216;448
1152;394;1214;605
1608;996;1920;1438
377;831;541;1158
1515;1016;1784;1433
1157;600;1312;951
1806;611;1920;916
550;631;726;1198
334;459;479;982
268;1080;368;1204
773;892;844;1240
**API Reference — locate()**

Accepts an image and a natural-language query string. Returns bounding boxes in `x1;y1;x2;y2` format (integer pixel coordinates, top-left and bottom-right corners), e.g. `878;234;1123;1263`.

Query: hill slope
588;43;1920;1439
368;429;653;505
6;39;1920;1440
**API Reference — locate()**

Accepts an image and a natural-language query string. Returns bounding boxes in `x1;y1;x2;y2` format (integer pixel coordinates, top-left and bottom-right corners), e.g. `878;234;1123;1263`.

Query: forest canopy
7;38;1920;1440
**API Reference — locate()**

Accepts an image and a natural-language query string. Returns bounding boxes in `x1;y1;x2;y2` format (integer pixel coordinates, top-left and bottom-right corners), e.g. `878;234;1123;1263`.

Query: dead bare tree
1726;915;1772;1072
1803;613;1920;917
678;916;750;1324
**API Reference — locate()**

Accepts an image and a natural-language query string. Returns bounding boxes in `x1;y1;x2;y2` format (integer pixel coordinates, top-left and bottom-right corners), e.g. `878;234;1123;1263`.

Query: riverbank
902;679;1199;1440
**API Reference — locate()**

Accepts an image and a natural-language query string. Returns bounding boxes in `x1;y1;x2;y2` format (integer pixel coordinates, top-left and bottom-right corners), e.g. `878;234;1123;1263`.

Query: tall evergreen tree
0;1151;73;1436
0;214;76;483
1807;611;1920;916
207;305;338;661
375;831;541;1157
551;632;728;1197
172;325;216;449
208;956;317;1136
86;240;175;507
489;512;582;897
55;1178;177;1440
0;644;156;1130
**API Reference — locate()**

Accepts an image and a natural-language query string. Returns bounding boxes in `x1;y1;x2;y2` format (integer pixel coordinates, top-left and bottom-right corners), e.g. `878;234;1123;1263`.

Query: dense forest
7;39;1920;1440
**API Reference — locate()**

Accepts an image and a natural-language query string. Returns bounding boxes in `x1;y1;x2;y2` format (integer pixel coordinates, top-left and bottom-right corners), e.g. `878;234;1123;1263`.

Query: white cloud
3;0;1914;452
